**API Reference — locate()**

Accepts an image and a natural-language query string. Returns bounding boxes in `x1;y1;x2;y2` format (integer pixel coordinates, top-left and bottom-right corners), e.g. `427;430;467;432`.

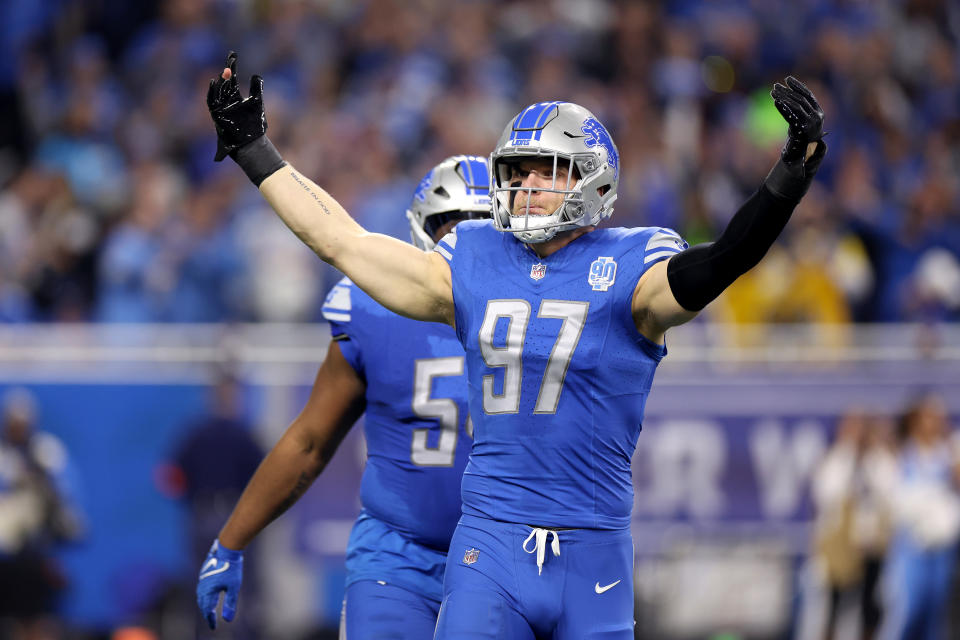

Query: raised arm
633;76;827;342
207;52;453;325
257;167;454;324
197;340;366;628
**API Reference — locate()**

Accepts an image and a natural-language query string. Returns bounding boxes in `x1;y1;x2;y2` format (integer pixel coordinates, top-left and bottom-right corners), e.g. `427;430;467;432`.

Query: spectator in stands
0;0;958;324
0;388;84;640
811;408;899;640
880;393;960;640
811;409;868;640
854;413;898;640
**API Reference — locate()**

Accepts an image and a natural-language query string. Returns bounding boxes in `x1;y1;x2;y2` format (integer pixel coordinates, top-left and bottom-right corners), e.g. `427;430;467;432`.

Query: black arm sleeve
666;185;799;312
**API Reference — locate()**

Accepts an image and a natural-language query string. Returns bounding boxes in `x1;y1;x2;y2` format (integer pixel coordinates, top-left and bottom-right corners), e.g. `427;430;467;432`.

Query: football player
196;153;490;638
206;51;825;638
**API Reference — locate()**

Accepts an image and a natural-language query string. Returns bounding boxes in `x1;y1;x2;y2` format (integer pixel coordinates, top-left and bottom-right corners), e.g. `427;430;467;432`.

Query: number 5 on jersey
410;356;472;466
479;299;589;415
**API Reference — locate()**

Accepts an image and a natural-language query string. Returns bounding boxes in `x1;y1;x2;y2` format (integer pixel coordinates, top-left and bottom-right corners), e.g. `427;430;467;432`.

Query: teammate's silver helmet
490;101;620;243
406;155;491;250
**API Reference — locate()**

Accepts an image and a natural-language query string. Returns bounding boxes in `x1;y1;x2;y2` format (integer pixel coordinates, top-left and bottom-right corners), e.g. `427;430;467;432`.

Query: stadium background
0;0;958;639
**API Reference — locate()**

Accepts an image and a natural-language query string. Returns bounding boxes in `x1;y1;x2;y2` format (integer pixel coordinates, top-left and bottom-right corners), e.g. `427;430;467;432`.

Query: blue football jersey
321;277;473;550
434;220;687;530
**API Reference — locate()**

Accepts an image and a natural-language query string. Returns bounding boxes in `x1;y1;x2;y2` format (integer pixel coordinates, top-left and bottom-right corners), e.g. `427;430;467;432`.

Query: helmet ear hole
597;184;610;196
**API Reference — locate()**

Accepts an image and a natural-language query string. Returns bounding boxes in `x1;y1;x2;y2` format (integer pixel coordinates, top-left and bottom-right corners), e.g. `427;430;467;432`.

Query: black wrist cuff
763;138;827;202
232;136;287;187
762;158;807;203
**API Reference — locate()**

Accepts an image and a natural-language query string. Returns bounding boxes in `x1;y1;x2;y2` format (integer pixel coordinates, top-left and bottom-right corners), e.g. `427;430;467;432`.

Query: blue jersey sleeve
614;226;688;298
434;222;482;346
640;227;688;269
321;277;364;375
434;228;458;265
608;227;689;359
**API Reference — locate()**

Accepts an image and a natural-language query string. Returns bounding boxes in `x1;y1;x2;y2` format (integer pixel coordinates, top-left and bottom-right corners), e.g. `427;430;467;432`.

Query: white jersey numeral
410;356;465;466
479;300;531;414
479;299;589;415
534;300;589;413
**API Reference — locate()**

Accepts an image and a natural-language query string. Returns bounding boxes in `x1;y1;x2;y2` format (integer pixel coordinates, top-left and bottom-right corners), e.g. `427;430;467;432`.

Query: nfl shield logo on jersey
530;263;547;280
463;548;480;565
588;257;617;291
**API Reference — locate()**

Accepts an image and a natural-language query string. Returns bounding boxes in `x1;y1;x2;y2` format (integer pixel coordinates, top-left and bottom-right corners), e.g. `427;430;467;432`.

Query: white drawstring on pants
522;527;560;576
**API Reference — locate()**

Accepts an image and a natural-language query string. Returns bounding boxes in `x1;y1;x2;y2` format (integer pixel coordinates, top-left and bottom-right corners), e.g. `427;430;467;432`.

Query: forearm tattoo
270;471;314;521
289;170;333;215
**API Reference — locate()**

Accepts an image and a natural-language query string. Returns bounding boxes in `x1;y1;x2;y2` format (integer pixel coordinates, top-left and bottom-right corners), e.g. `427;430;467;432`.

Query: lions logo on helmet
490;102;620;244
414;171;432;202
405;156;491;251
581;117;619;181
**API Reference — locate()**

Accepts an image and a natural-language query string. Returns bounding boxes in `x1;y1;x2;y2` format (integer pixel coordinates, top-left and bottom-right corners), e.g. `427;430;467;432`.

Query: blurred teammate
207;52;826;638
195;154;490;637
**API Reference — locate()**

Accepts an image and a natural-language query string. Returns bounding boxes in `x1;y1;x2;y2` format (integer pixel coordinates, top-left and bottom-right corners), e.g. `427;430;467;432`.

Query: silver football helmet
406;155;491;250
490;101;620;243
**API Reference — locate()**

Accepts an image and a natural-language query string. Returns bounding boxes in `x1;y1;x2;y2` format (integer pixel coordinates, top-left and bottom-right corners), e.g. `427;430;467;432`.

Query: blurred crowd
1;0;959;324
810;394;960;640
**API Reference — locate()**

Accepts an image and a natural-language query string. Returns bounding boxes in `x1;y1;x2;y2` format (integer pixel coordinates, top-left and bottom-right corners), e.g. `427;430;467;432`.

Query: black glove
207;52;265;160
207;51;286;186
764;76;827;201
